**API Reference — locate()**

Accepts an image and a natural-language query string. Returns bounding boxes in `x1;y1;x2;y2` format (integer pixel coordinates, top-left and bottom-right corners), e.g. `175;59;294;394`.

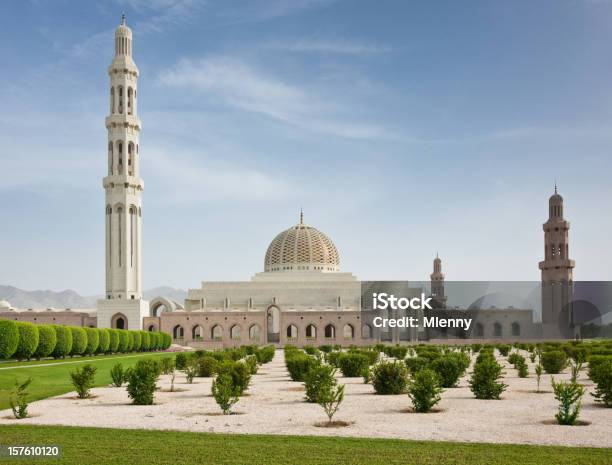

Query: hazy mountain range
0;285;187;309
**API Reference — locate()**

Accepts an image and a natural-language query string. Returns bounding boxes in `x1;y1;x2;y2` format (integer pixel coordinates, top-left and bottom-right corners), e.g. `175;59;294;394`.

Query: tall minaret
538;185;576;338
430;253;446;308
97;16;148;330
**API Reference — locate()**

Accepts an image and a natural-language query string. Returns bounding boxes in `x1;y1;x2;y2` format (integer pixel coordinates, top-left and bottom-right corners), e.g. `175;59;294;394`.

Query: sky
1;0;612;295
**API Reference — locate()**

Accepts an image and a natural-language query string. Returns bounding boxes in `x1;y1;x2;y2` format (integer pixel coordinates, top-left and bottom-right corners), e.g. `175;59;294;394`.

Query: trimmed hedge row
0;319;171;360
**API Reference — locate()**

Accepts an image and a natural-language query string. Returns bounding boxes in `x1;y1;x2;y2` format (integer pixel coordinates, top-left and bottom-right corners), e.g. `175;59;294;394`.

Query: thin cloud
267;38;391;55
157;56;390;139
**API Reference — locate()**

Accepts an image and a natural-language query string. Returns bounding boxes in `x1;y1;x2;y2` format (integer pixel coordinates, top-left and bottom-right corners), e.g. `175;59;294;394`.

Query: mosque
0;17;578;346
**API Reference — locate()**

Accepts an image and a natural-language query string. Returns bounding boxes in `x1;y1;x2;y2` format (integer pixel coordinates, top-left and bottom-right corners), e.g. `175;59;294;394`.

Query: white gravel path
1;350;610;448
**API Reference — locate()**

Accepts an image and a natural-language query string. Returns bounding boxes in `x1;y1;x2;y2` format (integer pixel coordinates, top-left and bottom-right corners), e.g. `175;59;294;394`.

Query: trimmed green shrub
212;373;240;415
175;353;188;370
131;331;142;352
507;352;522;366
84;327;99;355
97;328;110;354
69;327;87;357
338;353;369;377
431;355;465;388
516;358;529;378
304;364;337;403
33;325;57;359
325;351;341;368
70;364;97;399
318;344;333;353
255;345;275;364
469;357;507;400
160;357;174;375
304;345;319;356
405;357;429;374
14;322;39;360
591;358;612;407
140;331;151;351
245;355;258;375
196;356;218;377
588;355;612;384
161;332;172;349
150;332;161;350
541;351;567;374
551;378;585;425
110;362;126;387
286;354;319;382
496;344;511;357
117;330;129;353
371;360;408;394
126;359;161;405
52;325;73;358
108;329;120;353
126;331;134;352
0;320;20;359
407;368;443;413
217;360;252;395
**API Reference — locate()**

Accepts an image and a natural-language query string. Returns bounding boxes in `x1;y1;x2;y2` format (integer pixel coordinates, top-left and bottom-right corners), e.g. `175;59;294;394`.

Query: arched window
493;322;502;337
211;325;222;340
117;141;124;174
148;324;156;332
192;325;204;340
511;322;521;337
286;324;298;339
474;323;484;337
173;325;184;339
324;324;336;339
249;324;260;341
343;324;354;339
108;141;114;175
116;206;123;267
116;317;125;329
230;325;241;340
305;324;317;339
361;324;372;339
127;87;133;115
127;142;134;175
118;86;124;114
110;87;115;114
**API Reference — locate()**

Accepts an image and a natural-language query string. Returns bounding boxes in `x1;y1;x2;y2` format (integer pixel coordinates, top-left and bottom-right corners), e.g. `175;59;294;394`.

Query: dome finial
300;208;304;225
121;13;126;25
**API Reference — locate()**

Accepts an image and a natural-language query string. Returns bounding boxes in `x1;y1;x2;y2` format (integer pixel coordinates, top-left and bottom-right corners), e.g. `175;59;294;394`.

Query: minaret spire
121;13;126;25
300;208;304;225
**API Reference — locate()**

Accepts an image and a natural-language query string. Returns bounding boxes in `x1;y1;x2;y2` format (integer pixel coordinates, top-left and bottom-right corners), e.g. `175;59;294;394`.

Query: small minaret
98;16;148;330
538;185;575;337
430;253;446;308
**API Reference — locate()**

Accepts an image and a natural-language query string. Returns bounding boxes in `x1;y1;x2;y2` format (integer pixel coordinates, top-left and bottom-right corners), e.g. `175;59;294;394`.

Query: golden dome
264;212;340;273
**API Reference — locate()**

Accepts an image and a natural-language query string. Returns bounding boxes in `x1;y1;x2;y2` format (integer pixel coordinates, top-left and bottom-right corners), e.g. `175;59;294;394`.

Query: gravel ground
1;350;610;447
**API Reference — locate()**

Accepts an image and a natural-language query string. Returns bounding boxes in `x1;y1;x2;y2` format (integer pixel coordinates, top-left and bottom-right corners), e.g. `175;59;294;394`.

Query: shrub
469;357;507;400
471;343;482;353
496;344;511;357
110;362;126;387
10;378;32;419
245;355;258;375
126;331;134;352
108;329;120;353
430;355;464;388
325;351;341;368
117;330;129;353
159;357;174;375
588;355;612;384
33;325;57;359
384;345;408;360
338;353;369;377
407;369;443;413
303;345;319;356
217;361;252;395
304;364;337;403
535;363;543;392
97;328;110;354
212;373;240;415
516;358;529;378
184;358;197;384
70;364;97;399
126;359;160;405
570;361;583;384
371;361;408;394
255;346;275;364
475;350;495;364
83;327;99;355
551;378;585;425
14;322;39;360
319;344;333;353
0;320;20;359
175;353;188;370
405;357;429;374
541;351;567;374
140;331;151;351
68;327;87;357
507;352;522;366
52;325;73;358
286;354;319;382
196;356;218;377
150;332;161;350
161;332;172;350
591;358;612;407
317;380;345;423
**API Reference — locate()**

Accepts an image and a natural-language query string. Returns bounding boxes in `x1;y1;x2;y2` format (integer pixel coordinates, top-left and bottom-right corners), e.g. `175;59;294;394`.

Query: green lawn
0;352;175;410
0;425;609;465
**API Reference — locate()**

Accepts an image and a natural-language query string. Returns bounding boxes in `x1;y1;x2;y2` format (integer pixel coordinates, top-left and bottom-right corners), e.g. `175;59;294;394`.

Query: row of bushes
0;320;171;360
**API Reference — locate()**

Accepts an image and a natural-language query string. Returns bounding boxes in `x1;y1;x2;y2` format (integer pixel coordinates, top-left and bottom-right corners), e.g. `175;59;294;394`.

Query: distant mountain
0;285;187;310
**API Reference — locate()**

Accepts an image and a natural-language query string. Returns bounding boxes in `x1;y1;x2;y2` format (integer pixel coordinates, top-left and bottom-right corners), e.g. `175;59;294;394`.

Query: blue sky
1;0;612;295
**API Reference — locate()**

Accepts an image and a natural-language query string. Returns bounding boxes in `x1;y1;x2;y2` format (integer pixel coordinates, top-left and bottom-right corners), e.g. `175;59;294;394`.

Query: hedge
70;327;87;356
141;331;151;351
132;331;142;351
108;329;120;353
33;324;57;359
84;327;100;355
14;322;40;360
52;325;73;358
117;330;129;352
0;320;20;359
97;328;110;353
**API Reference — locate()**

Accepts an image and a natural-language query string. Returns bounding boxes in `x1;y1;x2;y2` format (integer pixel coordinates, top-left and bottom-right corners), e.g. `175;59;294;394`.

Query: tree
551;378;585;425
317;381;345;424
10;378;32;419
212;373;240;415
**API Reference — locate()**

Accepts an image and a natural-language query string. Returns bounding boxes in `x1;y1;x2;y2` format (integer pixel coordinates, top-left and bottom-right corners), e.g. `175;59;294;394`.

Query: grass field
0;352;175;411
0;425;610;465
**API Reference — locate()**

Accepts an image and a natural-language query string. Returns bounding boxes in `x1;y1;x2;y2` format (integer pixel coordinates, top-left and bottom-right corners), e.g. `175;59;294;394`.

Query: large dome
264;212;340;273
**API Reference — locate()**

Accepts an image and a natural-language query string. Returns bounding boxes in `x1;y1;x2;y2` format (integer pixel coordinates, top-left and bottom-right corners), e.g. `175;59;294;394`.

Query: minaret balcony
105;115;141;129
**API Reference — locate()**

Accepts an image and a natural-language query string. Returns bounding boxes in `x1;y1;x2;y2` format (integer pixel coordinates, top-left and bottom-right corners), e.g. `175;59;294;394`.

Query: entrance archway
267;305;280;343
111;313;128;330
